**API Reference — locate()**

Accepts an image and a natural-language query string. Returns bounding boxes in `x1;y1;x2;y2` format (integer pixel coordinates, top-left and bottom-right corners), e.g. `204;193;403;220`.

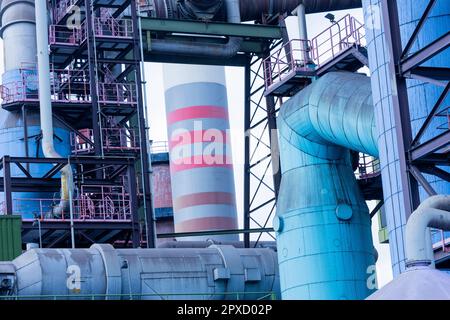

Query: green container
0;215;22;261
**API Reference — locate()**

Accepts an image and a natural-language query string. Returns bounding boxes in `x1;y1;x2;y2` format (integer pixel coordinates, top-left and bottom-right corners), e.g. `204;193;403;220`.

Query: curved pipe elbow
278;72;378;159
406;195;450;267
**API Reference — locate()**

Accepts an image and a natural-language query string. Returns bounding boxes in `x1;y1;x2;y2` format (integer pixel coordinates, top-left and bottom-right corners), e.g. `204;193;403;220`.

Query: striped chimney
163;64;239;241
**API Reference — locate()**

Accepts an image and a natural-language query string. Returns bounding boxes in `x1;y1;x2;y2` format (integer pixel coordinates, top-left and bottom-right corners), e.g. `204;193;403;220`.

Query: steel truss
0;155;140;248
381;0;450;216
243;47;283;248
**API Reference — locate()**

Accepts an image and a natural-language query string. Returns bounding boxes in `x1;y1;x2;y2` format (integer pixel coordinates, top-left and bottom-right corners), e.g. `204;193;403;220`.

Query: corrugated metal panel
0;215;22;261
362;0;450;276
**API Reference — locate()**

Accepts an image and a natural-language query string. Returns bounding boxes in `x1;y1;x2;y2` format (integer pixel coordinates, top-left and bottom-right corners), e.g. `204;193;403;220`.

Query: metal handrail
0;68;136;105
71;128;140;154
263;14;366;92
310;14;366;68
0;291;277;300
263;39;312;90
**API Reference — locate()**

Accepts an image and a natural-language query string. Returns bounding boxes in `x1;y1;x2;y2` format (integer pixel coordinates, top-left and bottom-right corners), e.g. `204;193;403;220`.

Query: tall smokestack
163;64;239;241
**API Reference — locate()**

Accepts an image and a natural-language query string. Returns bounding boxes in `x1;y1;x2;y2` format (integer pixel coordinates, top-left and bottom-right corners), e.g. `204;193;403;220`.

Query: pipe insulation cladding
361;0;450;276
275;72;378;300
150;0;362;21
163;64;239;241
0;244;280;299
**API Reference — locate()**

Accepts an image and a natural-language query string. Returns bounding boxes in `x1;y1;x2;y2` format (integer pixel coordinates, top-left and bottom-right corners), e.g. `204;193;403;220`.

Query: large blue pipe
275;71;378;299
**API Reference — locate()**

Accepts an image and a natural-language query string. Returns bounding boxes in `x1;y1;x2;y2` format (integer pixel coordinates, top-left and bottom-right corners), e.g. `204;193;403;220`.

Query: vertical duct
276;72;378;299
163;64;238;241
362;0;450;276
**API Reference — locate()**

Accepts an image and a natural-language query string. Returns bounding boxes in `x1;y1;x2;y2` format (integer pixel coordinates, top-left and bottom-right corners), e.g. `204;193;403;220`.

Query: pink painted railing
263;39;312;90
263;14;366;92
79;185;131;221
53;0;79;24
75;16;133;43
0;68;137;105
0;186;131;221
98;83;137;105
49;25;80;46
71;128;140;154
310;14;365;68
94;17;133;38
50;14;132;46
356;153;381;180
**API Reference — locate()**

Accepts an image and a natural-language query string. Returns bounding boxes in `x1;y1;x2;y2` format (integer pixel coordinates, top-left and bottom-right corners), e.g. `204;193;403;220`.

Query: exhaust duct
276;71;378;299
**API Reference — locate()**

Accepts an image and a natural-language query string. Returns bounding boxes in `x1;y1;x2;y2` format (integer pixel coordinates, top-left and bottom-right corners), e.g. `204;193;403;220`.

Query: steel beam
412;82;450;146
409;166;437;196
265;95;281;198
420;165;450;182
4;156;135;166
244;59;251;248
84;0;102;156
400;31;450;74
405;67;450;87
157;228;275;239
410;130;450;161
131;0;156;248
2;156;12;215
400;0;437;59
381;0;420;214
140;18;284;39
144;52;250;66
127;162;140;248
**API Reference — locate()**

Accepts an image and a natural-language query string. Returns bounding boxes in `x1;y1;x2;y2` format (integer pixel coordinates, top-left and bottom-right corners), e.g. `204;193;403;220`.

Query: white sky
145;8;393;287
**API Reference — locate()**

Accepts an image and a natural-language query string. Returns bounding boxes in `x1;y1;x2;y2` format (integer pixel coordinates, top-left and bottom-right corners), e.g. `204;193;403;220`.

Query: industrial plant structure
0;0;448;300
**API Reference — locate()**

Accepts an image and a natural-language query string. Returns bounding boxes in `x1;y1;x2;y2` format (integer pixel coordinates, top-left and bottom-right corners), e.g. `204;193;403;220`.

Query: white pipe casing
0;244;280;299
405;195;450;267
0;0;36;71
35;0;73;217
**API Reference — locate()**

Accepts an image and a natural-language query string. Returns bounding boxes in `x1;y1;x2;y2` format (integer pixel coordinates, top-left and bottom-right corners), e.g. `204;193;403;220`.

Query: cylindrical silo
0;0;71;218
163;64;238;241
362;0;450;276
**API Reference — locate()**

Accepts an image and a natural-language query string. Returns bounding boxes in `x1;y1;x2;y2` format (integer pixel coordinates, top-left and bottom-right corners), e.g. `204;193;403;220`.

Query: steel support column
381;0;420;215
127;162;140;248
244;58;251;248
2;156;12;215
131;0;156;248
84;0;102;156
